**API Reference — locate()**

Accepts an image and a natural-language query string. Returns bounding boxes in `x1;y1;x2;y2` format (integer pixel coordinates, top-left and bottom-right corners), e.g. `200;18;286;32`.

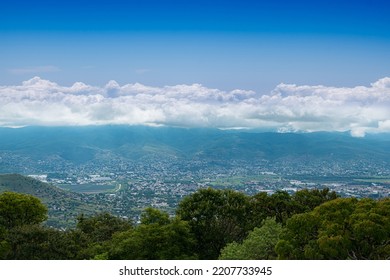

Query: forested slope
0;174;107;228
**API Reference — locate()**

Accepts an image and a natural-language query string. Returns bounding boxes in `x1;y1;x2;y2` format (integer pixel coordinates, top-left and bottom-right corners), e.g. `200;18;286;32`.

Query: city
4;150;387;222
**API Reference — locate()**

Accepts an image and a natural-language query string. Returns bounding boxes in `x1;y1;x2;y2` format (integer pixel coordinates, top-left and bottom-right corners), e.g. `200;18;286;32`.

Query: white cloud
1;76;390;136
371;77;390;89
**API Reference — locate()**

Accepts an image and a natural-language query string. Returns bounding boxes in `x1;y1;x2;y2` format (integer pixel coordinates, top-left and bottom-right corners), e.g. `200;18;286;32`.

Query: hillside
0;174;108;228
0;125;389;164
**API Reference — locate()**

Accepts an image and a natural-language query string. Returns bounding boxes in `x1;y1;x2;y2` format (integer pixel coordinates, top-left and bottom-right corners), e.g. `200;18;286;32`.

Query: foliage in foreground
0;188;389;260
276;197;390;259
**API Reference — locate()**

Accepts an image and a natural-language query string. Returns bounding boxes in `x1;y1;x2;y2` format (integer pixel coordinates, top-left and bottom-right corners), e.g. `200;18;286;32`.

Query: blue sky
1;0;390;92
1;0;390;134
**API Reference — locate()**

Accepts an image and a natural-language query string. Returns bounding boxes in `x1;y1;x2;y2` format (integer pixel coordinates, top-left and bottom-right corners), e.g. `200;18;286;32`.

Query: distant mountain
0;174;108;228
1;128;390;228
0;125;389;164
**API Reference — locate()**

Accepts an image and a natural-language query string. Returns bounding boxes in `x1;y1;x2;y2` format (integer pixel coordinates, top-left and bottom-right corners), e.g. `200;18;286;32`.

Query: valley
1;125;390;228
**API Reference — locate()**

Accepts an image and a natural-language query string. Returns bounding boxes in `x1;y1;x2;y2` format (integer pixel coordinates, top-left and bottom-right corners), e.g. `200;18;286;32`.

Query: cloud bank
1;76;390;136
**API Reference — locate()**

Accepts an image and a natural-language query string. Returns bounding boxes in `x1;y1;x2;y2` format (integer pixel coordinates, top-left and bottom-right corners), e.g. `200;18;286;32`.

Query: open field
353;177;390;184
59;183;116;193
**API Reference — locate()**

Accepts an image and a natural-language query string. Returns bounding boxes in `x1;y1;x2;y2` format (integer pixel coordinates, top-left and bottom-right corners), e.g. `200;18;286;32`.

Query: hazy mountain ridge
0;125;389;164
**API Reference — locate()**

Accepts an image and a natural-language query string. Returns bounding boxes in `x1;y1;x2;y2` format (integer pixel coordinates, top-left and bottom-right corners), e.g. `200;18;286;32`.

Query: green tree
0;227;10;259
276;197;390;260
249;192;272;227
0;192;47;230
324;198;390;259
177;188;251;259
2;224;92;260
219;218;282;260
291;188;338;213
250;190;295;225
0;192;48;259
249;188;338;227
275;212;321;259
108;208;196;260
141;207;170;225
76;212;132;243
74;212;133;259
265;191;295;224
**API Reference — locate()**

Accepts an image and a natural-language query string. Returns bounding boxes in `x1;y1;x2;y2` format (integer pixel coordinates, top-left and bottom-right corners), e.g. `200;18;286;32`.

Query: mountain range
0;125;389;164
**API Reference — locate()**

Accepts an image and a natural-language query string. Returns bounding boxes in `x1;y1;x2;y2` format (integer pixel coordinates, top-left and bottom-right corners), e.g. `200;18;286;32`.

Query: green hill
0;174;109;228
0;126;389;164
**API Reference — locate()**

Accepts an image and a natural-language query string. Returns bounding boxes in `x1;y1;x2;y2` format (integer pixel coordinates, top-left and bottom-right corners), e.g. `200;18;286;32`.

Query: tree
0;192;48;259
2;224;93;260
0;227;10;259
107;208;196;260
219;218;282;260
0;192;47;230
0;192;96;260
327;198;390;259
73;212;133;259
140;207;170;226
275;197;390;260
249;189;338;227
275;212;321;259
249;192;272;227
76;212;132;243
291;188;338;213
177;188;251;259
250;190;295;225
